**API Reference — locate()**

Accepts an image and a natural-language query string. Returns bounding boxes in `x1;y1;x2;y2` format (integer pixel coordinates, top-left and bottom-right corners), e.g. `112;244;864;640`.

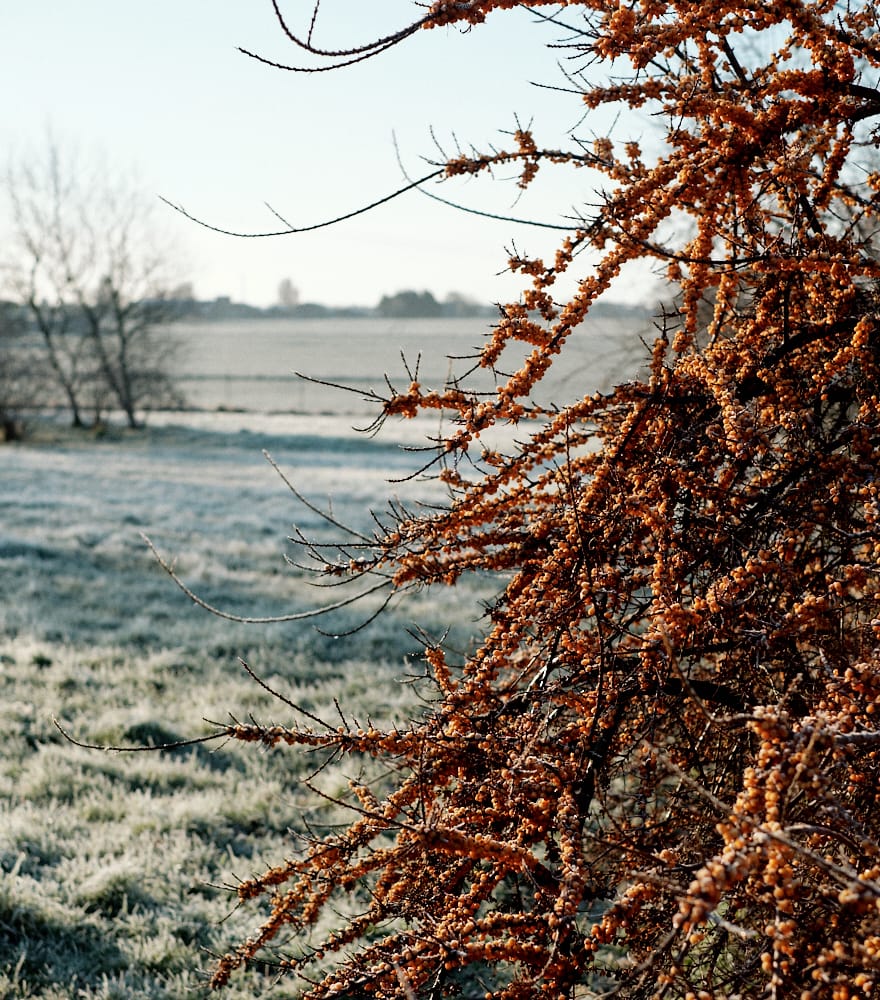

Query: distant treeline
176;289;494;321
168;288;652;322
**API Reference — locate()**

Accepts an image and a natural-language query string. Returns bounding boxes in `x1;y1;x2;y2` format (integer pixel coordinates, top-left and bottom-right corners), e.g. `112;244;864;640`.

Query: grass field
0;414;493;998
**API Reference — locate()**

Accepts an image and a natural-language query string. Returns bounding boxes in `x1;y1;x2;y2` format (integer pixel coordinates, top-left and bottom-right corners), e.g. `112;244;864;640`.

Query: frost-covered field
0;316;646;997
0;411;496;999
170;315;649;414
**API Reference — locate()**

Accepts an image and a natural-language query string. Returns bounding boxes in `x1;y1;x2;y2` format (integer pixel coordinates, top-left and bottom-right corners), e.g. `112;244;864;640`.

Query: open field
0;413;495;998
169;314;650;414
1;315;647;996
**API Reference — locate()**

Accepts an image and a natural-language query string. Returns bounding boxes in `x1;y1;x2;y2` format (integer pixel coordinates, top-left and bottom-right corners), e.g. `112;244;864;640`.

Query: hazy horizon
2;2;658;310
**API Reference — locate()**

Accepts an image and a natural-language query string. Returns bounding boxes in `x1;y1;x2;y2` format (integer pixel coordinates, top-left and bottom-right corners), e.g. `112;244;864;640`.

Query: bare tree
3;142;185;428
0;300;49;440
277;277;299;308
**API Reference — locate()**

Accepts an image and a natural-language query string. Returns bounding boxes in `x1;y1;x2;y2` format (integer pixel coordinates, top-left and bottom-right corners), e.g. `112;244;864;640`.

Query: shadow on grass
0;885;128;991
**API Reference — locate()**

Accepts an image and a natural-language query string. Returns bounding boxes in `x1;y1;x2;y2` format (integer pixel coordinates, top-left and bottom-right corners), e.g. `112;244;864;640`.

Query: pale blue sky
2;2;649;308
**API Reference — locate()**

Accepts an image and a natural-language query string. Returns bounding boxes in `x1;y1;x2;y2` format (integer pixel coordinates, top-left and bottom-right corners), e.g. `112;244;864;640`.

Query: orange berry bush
203;2;880;996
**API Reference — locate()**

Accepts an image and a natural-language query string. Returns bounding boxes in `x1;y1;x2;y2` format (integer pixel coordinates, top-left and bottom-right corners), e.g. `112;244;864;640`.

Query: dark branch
158;170;444;238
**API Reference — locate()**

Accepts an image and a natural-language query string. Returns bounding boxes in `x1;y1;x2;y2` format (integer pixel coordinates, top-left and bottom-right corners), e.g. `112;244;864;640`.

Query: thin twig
158;171;443;239
53;717;226;753
141;532;392;623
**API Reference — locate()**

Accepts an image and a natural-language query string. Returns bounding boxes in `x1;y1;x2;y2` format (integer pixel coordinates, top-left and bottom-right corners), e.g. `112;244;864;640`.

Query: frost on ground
0;413;493;999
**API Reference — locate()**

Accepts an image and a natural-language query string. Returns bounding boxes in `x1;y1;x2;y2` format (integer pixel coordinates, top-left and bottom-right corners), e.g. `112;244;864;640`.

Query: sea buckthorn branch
193;2;880;996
